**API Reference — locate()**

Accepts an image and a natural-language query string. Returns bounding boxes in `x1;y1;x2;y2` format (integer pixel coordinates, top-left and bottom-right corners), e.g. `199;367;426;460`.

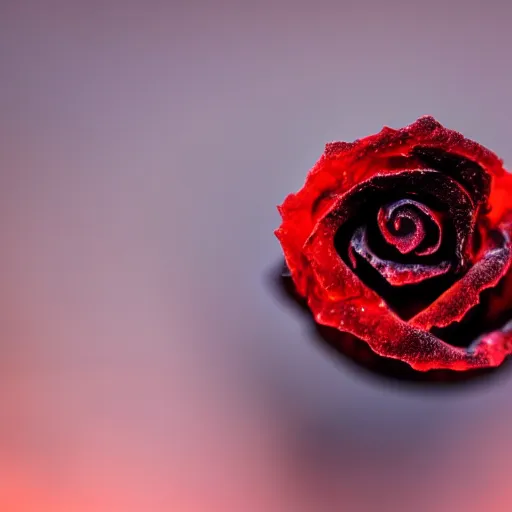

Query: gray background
1;1;511;510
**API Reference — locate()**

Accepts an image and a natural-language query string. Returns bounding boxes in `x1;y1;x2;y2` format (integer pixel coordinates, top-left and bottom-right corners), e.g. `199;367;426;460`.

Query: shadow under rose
267;259;512;388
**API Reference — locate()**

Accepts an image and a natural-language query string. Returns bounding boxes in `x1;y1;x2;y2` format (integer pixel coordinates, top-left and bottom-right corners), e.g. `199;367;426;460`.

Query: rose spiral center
377;199;442;257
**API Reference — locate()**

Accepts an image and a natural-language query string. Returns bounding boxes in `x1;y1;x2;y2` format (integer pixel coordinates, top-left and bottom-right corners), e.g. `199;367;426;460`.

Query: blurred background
1;0;512;510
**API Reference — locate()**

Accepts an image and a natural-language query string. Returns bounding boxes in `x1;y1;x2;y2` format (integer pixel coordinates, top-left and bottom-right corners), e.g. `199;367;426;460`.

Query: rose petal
469;319;512;367
310;294;512;371
350;225;451;286
412;147;491;212
323;116;505;202
410;228;512;330
488;171;512;225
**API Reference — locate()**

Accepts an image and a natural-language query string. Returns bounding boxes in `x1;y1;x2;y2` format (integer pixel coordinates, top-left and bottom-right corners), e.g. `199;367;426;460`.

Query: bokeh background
1;0;512;510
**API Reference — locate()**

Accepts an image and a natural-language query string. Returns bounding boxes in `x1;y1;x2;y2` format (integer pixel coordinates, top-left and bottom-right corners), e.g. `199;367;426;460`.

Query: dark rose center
394;216;415;235
377;199;442;257
332;167;476;320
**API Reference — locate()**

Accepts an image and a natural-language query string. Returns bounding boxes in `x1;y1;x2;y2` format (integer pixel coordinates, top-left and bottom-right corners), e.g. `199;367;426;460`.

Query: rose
275;116;512;371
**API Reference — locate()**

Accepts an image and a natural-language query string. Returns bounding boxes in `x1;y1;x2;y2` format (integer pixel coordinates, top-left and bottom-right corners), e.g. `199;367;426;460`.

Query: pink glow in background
1;0;512;510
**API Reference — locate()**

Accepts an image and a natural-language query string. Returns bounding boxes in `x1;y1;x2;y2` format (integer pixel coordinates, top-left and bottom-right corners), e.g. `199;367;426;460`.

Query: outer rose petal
310;292;512;372
488;171;512;225
276;116;512;371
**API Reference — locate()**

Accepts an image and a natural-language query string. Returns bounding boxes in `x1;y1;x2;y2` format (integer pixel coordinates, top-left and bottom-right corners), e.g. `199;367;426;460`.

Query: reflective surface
1;1;512;510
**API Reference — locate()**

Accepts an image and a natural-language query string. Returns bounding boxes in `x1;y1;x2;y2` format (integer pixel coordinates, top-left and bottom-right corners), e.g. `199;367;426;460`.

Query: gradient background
1;1;512;511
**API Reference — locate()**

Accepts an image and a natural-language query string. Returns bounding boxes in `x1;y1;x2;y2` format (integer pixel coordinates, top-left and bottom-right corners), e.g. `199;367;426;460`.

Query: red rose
275;116;512;371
